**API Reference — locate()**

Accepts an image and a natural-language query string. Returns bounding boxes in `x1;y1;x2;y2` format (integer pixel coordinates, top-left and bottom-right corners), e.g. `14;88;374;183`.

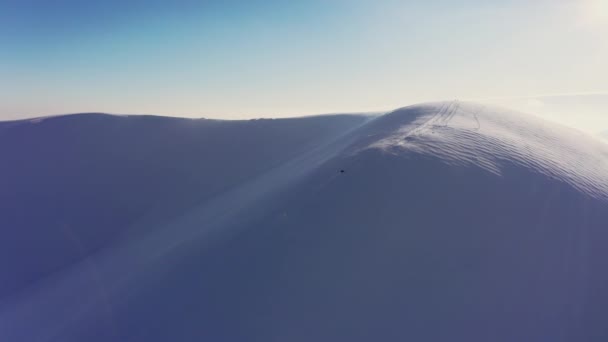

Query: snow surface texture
1;102;608;341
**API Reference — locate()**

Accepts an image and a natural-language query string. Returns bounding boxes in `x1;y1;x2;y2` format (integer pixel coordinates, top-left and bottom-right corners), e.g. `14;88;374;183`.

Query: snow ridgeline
2;102;608;341
367;101;608;200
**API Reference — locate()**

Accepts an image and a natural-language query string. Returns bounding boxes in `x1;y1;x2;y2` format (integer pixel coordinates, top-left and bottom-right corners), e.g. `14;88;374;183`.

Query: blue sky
1;0;607;126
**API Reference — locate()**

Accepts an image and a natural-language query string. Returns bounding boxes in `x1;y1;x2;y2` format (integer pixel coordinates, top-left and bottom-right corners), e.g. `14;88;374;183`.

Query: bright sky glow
580;0;608;27
0;0;606;131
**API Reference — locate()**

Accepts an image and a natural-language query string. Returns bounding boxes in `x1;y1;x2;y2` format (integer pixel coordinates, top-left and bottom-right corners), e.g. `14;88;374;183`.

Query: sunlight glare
582;0;608;27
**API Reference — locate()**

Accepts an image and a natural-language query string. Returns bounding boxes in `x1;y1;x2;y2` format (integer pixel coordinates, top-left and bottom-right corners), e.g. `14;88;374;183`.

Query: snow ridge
370;101;608;200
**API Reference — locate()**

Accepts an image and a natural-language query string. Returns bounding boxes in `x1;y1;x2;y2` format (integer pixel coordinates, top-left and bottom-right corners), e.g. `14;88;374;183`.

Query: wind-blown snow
370;101;608;199
1;102;608;341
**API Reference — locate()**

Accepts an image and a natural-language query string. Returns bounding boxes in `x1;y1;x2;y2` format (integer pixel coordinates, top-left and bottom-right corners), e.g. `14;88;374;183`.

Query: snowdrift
2;102;608;341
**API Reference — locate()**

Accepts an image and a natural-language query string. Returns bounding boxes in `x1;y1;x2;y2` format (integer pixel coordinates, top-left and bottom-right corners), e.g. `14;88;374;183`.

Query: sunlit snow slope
2;102;608;342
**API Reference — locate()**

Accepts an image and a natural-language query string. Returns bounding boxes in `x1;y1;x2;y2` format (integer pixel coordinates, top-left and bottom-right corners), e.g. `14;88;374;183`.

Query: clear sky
1;0;607;127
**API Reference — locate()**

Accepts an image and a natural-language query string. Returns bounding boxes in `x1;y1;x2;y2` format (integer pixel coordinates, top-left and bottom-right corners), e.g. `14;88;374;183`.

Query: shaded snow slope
2;102;608;341
0;113;370;296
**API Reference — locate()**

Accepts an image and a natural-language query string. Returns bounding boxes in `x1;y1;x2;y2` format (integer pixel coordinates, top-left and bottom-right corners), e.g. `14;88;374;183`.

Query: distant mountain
2;102;608;342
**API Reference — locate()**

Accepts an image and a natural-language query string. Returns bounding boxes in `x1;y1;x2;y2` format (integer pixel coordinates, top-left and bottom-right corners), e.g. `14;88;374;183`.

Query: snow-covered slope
2;102;608;341
0;113;370;295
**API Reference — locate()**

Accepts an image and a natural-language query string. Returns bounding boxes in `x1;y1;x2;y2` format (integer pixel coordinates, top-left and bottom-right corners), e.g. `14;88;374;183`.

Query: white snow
1;102;608;341
370;101;608;199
